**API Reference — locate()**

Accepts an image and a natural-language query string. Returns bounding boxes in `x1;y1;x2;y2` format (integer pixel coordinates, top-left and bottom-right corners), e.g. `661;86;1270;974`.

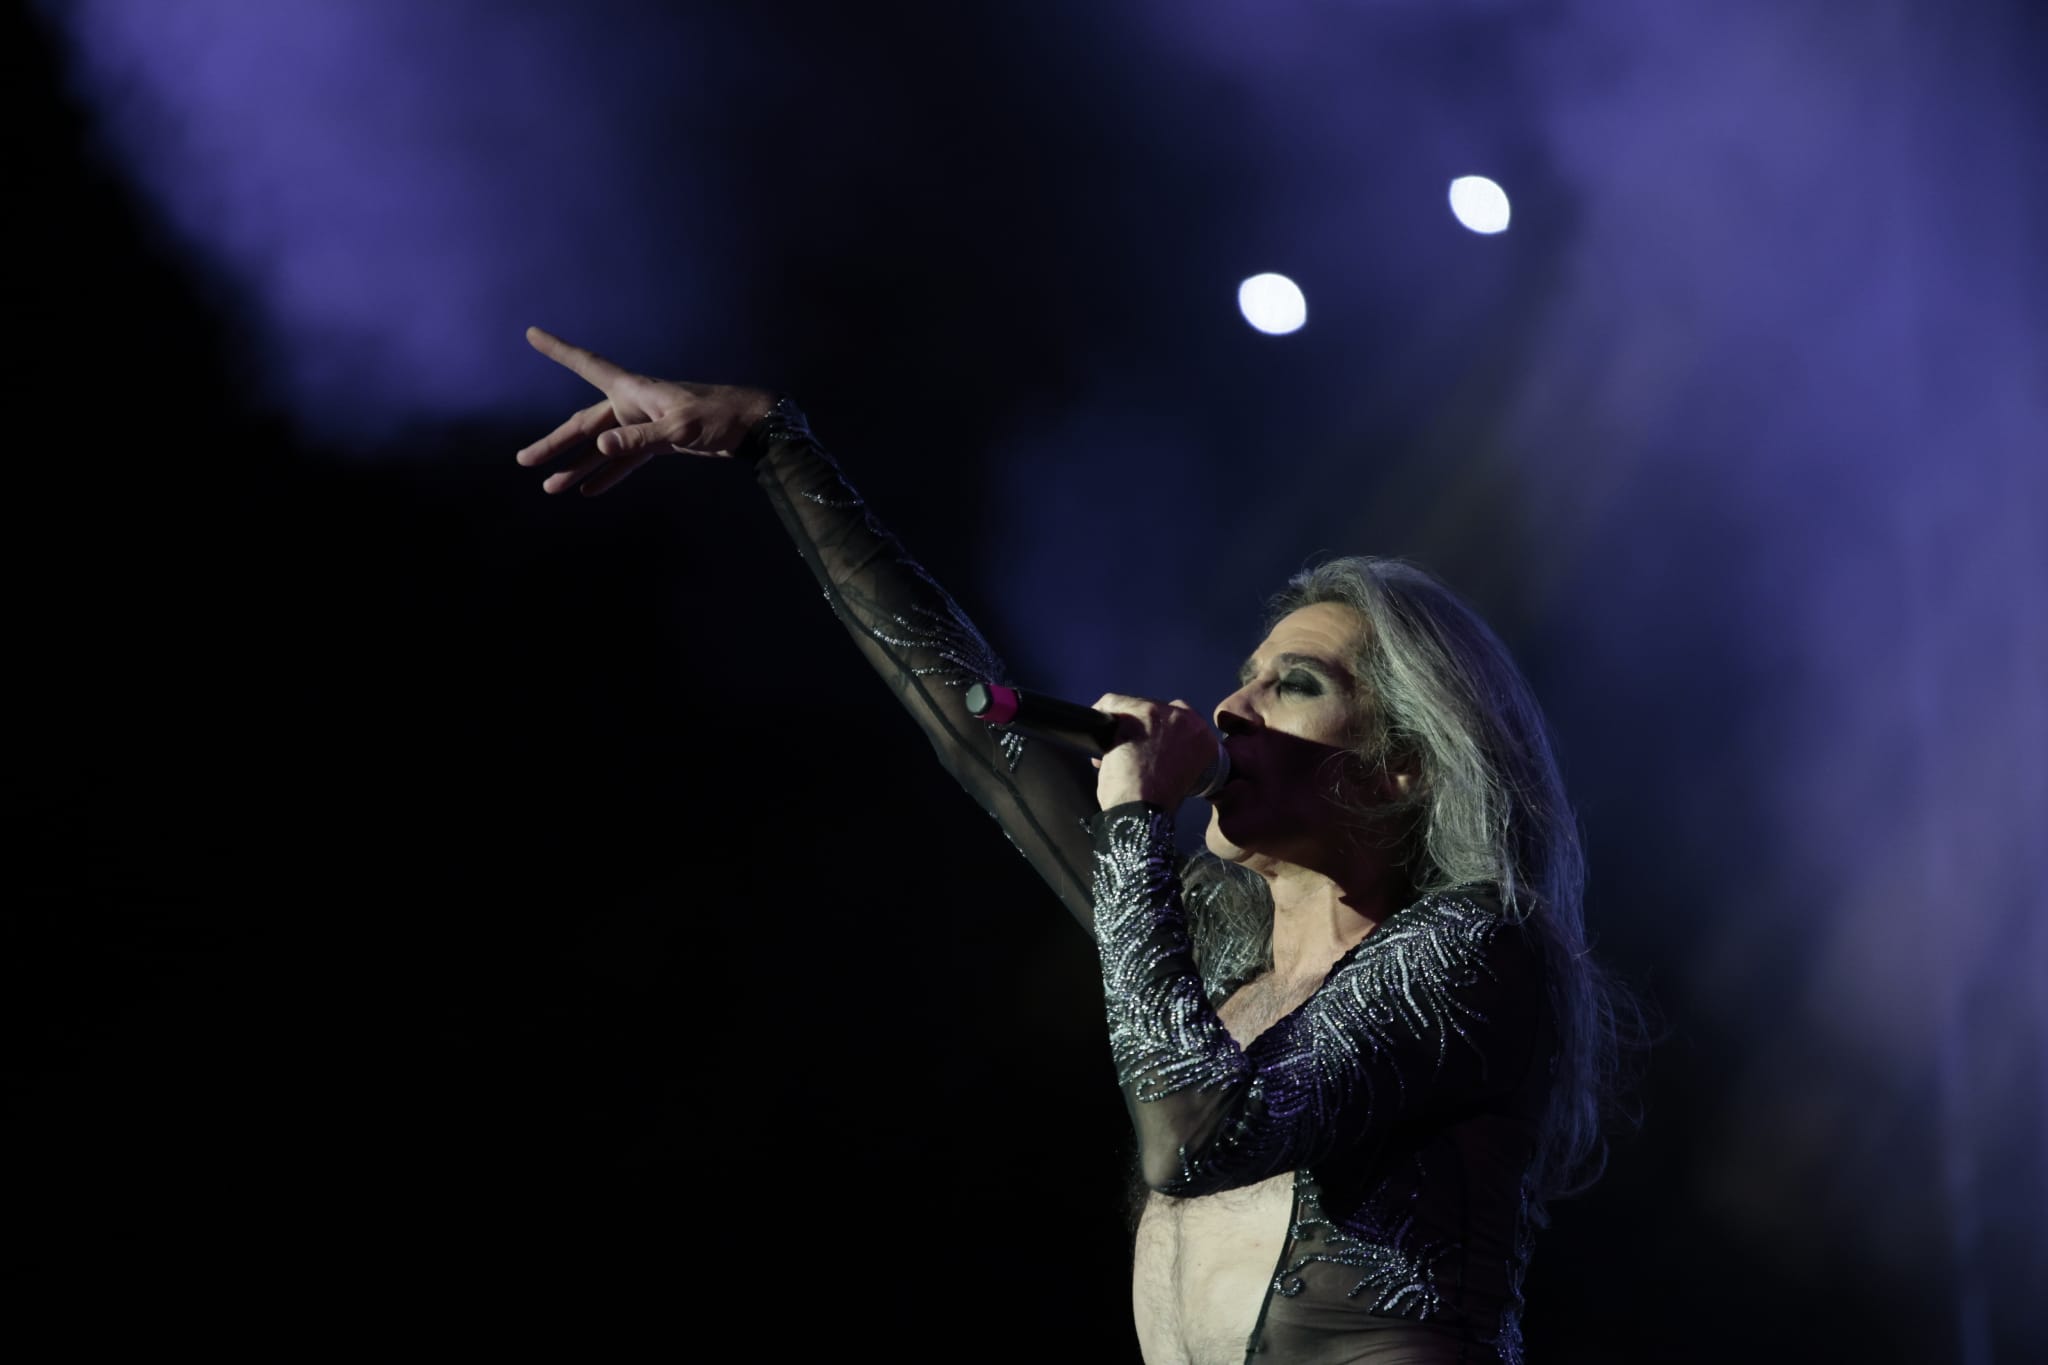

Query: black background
10;4;2040;1360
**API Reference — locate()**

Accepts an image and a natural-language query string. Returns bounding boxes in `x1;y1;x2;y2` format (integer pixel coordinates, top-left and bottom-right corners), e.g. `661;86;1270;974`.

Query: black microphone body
964;682;1231;798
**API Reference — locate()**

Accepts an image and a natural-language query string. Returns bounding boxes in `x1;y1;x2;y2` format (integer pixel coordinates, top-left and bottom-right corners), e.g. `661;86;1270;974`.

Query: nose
1214;688;1257;736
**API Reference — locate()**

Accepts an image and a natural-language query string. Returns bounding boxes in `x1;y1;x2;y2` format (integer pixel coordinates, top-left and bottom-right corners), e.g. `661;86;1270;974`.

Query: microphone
964;682;1231;799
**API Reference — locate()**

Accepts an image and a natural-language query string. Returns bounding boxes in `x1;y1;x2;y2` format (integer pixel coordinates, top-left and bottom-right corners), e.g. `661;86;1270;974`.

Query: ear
1383;747;1422;799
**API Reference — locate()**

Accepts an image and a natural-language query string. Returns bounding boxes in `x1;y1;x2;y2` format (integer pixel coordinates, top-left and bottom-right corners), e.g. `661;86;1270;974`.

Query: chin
1203;807;1253;862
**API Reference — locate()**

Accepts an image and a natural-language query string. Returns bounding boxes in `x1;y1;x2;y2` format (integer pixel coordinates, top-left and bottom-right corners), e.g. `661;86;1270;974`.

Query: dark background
9;2;2044;1359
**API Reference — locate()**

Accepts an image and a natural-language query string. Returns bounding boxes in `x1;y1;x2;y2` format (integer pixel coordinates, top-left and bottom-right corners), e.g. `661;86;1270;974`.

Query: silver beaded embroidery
1489;1178;1536;1365
1093;806;1509;1137
1093;806;1244;1101
772;415;1026;772
1278;1160;1450;1317
1257;896;1499;1154
1093;805;1533;1344
1089;810;1507;1146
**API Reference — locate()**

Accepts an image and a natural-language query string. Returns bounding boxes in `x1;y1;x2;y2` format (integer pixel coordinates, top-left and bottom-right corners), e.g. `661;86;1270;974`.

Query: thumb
596;422;673;457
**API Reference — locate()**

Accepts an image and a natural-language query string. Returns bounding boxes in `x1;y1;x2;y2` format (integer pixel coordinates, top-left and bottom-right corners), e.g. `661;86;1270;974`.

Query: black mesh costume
740;400;1556;1364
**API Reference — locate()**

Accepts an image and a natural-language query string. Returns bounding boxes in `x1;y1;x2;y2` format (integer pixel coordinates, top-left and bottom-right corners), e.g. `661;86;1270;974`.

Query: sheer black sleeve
1090;803;1546;1195
738;398;1102;930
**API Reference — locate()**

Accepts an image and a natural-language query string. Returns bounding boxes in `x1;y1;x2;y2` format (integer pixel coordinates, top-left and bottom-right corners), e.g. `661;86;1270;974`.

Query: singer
515;328;1636;1365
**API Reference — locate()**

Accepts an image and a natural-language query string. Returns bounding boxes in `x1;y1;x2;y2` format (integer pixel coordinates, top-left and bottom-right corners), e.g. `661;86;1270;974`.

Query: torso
1131;972;1325;1365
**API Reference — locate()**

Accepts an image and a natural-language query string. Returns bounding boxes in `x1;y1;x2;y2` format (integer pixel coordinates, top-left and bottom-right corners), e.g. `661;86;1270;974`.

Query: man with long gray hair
516;327;1638;1365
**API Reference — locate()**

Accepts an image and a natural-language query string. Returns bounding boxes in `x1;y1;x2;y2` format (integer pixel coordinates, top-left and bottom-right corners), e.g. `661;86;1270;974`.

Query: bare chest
1129;974;1321;1365
1214;975;1313;1049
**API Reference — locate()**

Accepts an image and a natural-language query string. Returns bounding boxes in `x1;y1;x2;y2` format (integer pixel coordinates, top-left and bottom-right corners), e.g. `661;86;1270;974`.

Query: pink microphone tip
974;682;1021;726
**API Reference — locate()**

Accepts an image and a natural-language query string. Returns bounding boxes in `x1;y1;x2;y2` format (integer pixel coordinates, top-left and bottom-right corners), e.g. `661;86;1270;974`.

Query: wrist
734;393;810;465
1090;797;1173;828
1098;785;1178;811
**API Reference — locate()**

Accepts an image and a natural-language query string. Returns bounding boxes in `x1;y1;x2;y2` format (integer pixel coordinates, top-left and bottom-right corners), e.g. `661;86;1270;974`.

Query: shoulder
1336;887;1547;1007
1306;888;1548;1090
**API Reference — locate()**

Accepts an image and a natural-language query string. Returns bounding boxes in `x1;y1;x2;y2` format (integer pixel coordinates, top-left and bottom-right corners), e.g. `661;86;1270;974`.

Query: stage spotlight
1238;273;1307;335
1448;176;1511;234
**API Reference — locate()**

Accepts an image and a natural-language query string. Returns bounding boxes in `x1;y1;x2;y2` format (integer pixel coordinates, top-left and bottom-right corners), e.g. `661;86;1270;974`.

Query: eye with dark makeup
1279;671;1323;696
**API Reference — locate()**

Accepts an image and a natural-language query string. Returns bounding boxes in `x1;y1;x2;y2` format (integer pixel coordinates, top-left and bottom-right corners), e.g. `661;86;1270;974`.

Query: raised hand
1089;694;1221;810
515;326;778;496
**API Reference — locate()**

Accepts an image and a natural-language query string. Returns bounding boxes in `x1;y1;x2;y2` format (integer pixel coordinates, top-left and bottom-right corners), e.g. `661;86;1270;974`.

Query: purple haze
42;0;739;444
43;0;2047;1354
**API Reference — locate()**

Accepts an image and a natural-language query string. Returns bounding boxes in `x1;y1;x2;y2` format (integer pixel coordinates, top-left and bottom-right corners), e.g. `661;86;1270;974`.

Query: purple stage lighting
41;0;735;447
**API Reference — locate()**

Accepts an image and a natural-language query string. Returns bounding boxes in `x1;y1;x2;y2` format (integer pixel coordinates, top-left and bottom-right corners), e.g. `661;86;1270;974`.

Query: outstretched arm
516;328;1103;927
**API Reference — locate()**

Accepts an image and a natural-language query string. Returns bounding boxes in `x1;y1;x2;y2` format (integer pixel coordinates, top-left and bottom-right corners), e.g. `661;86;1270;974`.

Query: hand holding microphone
964;682;1230;803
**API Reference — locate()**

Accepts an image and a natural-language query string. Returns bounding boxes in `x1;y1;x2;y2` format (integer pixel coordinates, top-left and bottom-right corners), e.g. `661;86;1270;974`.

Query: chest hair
1217;971;1322;1048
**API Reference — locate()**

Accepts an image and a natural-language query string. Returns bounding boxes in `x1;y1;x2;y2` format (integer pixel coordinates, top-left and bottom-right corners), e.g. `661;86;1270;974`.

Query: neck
1253;854;1403;983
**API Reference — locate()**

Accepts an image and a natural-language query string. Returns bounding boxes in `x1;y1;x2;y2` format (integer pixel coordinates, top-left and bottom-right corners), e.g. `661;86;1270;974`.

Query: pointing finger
526;325;631;390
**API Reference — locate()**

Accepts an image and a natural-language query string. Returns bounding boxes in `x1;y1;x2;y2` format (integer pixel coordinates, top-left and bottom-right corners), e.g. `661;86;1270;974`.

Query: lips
1207;763;1245;797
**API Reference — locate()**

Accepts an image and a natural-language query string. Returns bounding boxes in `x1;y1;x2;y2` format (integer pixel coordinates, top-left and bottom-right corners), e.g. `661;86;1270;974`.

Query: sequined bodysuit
740;402;1556;1365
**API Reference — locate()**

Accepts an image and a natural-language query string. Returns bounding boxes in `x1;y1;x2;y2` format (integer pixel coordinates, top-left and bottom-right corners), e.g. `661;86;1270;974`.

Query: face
1204;601;1377;870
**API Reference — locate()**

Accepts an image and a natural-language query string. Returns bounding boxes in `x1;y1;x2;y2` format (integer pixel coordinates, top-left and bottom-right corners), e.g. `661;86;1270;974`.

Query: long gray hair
1182;555;1638;1205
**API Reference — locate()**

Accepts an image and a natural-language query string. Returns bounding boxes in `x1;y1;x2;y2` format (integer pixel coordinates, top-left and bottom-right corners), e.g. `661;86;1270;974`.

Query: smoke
40;0;743;445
